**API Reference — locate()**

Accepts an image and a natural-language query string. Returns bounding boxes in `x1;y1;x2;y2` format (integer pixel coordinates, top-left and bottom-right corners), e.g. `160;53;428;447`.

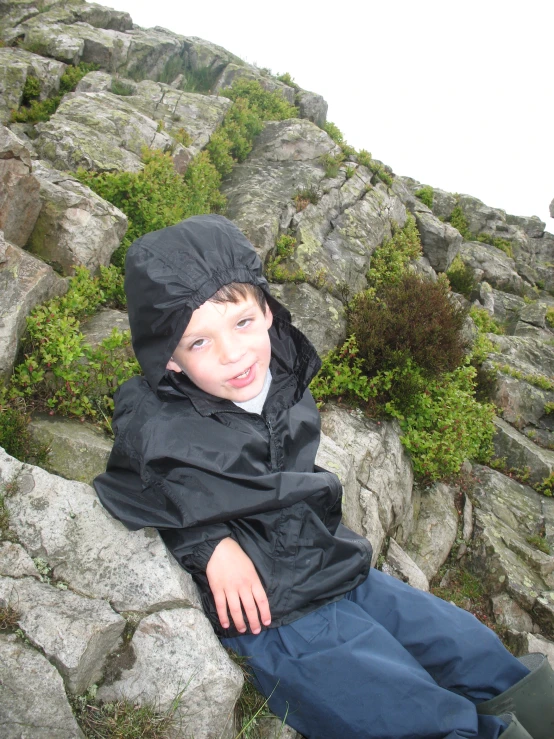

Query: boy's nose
218;334;245;364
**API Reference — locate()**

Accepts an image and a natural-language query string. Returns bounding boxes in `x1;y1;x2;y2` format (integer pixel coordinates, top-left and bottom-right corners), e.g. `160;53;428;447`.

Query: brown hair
209;282;268;314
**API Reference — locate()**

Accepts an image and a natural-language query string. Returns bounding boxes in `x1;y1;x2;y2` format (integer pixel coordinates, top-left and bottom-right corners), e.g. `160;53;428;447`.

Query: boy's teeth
236;368;250;379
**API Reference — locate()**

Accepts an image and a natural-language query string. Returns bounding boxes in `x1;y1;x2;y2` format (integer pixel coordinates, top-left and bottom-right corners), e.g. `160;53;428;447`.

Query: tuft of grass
293;186;319;212
415;185;433;209
0;605;20;631
319;152;344;178
526;534;551;555
446;255;476;298
110;78;135;96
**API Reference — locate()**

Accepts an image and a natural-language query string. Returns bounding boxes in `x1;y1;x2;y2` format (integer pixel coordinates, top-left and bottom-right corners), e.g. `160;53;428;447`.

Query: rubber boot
498;713;534;738
477;653;554;739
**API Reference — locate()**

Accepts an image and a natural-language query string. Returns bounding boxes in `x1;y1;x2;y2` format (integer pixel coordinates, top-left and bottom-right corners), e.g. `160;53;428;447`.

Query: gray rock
97;608;243;739
0;633;84;738
0;541;39;579
296;89;328;127
28;414;113;484
491;592;535;632
505;214;545;239
458;241;530;297
0;575;125;694
550;199;554;220
28;160;127;275
270;282;346;355
223;118;338;260
404;482;459;580
80;307;131;347
505;631;554;664
256;717;302;738
0;47;67;124
34;90;172;172
320;405;414;561
519;301;548;329
519;232;554;294
384;538;429;591
0;235;67;380
488;333;554;378
410;255;438;282
0;126;42;246
488;368;554;430
1;448;201;613
457;194;507;237
431;188;458;221
468;465;554;636
414;210;462;272
493;416;554;485
479;285;525;332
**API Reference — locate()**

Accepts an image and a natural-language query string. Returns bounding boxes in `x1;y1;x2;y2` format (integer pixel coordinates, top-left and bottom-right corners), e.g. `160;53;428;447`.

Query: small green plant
322;121;345;145
10;62;99;124
446;255;477;298
21;74;41;105
494;363;554;392
366;214;422;290
345;165;355;180
277;72;299;90
310;335;372;406
526;534;551;554
449;205;472;239
546;307;554;329
356;149;372;168
319;152;344;178
415;186;434;209
110;78;135;96
469;306;503;335
544;402;554;415
535;472;554;497
0;400;48;464
172;127;192;147
265;235;306;283
293;186;319;211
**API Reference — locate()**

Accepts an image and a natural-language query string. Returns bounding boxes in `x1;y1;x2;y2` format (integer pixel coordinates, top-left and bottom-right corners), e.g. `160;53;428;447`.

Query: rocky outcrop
0;231;67;380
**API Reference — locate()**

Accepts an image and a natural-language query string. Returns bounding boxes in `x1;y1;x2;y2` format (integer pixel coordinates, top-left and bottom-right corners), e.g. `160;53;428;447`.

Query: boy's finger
251;581;271;626
239;588;262;634
213;588;230;630
226;591;247;633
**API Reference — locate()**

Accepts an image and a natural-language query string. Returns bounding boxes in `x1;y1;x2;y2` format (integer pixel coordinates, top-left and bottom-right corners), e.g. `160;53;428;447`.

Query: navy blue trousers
223;569;529;738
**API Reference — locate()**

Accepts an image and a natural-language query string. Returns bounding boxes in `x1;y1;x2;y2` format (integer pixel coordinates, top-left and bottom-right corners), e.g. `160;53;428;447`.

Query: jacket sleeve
94;443;234;574
145;456;340;529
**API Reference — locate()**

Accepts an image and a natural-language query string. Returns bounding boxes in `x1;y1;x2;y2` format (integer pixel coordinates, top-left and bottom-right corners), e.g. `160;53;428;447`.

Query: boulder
506;631;554;663
493;416;554;485
458;241;530;297
383;538;430;591
316;431;361;541
0;447;201;613
80;307;131;347
0;575;125;694
477;284;525;332
488;334;554;378
296;89;328;127
270;282;346;355
320;405;414;561
491;592;535;633
457;194;507;237
468;465;554;636
223;118;339;260
256;717;302;739
404;482;459;580
488;368;554;430
28;414;113;484
414;209;462;272
0;126;42;247
0;233;67;380
0;47;67;124
0;634;84;738
505;214;546;239
521;232;554;293
97;608;243;739
34;90;172;172
28;160;127;274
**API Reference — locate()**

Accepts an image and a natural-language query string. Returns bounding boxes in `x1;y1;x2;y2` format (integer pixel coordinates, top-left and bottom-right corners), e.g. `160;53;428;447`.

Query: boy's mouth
228;363;257;389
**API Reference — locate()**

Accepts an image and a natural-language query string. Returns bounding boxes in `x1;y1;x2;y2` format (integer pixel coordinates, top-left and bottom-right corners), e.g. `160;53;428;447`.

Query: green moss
526;534;551;554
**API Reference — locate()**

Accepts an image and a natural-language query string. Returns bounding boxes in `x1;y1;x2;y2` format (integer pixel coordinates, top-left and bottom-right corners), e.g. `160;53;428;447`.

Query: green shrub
356;149;372;168
535;472;554;497
221;78;298;121
10;62;98;124
0;402;47;464
294;186;319;211
415;185;433;209
526;534;551;554
78;148;225;268
449;205;472;239
348;272;467;380
322;121;344;145
546;307;554;329
8;267;139;424
446;255;476;298
21;75;41;105
476;233;514;259
277;72;299;90
469;306;503;335
310;335;372;405
366;214;422;290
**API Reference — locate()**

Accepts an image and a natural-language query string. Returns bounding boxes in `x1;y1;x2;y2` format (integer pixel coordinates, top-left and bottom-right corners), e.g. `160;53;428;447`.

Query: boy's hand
206;537;271;634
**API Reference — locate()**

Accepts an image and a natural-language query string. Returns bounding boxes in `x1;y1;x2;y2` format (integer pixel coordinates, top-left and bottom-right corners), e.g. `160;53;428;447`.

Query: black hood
125;215;290;393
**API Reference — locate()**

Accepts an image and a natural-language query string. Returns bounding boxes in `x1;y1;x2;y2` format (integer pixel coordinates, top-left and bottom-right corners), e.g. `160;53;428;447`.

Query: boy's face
167;295;273;402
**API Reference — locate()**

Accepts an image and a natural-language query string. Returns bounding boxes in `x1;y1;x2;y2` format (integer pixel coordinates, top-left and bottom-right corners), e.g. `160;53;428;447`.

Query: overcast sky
105;0;553;228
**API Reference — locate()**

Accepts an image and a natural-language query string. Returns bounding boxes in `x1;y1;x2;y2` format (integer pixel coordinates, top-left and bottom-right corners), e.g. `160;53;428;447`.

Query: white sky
105;0;553;228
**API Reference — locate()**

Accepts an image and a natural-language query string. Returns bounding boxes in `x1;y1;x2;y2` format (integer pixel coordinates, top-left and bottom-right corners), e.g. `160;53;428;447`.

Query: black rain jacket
94;215;372;637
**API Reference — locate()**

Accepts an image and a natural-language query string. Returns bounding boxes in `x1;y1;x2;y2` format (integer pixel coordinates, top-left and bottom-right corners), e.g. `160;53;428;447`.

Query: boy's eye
237;318;252;329
190;338;207;349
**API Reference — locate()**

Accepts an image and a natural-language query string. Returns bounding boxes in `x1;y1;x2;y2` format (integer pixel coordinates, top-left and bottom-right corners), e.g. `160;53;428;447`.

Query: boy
94;215;553;739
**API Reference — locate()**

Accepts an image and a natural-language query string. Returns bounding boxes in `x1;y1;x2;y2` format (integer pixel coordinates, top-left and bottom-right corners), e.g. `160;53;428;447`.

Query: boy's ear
166;357;182;373
264;305;273;330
